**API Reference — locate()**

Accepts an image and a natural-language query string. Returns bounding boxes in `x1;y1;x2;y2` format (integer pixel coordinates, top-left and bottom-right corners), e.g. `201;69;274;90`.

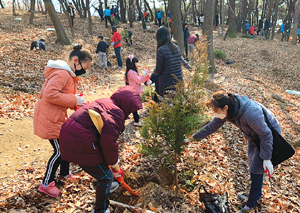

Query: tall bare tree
136;0;146;29
43;0;71;44
225;0;237;38
120;0;126;22
13;0;17;16
169;0;184;55
203;0;216;73
0;0;4;8
292;0;300;44
144;0;153;21
29;0;35;24
86;0;92;35
128;0;134;27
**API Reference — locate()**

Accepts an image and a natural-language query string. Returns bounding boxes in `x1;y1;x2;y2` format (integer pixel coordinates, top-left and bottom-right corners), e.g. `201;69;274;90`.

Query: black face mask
74;61;86;76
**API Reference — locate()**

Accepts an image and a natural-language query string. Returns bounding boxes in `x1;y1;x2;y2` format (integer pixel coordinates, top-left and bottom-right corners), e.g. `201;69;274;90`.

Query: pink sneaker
64;174;80;183
38;181;60;197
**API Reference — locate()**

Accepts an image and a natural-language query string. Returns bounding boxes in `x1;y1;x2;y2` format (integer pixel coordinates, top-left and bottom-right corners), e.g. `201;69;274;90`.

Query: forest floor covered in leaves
0;8;300;213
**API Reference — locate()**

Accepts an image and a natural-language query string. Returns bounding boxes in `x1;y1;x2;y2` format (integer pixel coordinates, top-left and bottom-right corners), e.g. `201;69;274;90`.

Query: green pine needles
140;39;210;190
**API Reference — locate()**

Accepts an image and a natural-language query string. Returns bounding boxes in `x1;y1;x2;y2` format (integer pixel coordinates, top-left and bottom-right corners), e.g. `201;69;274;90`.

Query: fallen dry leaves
0;8;300;213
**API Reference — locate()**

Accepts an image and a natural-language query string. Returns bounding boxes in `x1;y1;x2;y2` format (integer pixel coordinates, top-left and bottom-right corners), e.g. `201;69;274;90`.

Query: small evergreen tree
140;40;209;190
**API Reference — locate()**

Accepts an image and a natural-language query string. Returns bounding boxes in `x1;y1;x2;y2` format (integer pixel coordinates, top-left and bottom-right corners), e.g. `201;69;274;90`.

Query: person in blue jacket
157;9;162;27
280;20;285;41
104;6;113;28
193;91;281;212
244;20;250;35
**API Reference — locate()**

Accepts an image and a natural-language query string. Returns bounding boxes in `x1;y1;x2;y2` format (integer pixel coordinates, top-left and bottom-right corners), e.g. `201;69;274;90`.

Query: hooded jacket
33;60;78;139
59;86;142;167
154;44;190;96
193;95;281;174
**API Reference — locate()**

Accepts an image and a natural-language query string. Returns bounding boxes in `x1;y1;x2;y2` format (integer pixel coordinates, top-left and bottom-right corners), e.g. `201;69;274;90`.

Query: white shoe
133;122;142;127
109;181;119;193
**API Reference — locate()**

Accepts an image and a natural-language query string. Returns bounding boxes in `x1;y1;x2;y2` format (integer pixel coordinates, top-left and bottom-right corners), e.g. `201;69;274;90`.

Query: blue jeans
81;163;113;212
246;173;263;208
114;47;122;67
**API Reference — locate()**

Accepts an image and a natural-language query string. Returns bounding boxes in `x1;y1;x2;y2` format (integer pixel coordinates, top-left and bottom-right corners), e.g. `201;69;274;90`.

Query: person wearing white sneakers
33;44;92;197
193;91;280;212
124;54;150;127
59;86;143;213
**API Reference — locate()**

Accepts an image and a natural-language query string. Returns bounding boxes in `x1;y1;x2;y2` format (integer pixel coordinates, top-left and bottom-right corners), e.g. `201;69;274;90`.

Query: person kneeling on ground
30;39;46;51
193;91;281;212
59;86;142;213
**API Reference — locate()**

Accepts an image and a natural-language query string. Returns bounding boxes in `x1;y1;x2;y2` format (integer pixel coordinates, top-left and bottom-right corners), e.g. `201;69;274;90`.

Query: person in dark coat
193;91;281;212
257;18;264;36
284;19;291;42
215;13;219;27
30;39;46;51
94;5;104;21
67;3;75;27
154;26;190;98
263;17;270;40
59;86;142;213
183;23;190;58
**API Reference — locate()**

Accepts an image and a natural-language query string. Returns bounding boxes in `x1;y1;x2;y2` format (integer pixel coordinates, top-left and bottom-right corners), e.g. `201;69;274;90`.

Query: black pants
133;111;139;123
81;164;113;212
42;139;69;185
158;18;162;27
105;16;113;28
184;41;188;58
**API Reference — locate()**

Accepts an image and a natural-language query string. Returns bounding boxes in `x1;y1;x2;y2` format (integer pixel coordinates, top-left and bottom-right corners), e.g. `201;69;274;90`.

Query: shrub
140;39;209;190
213;48;227;60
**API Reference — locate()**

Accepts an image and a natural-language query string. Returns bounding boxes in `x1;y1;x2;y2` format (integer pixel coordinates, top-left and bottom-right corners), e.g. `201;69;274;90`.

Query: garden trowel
88;109;139;196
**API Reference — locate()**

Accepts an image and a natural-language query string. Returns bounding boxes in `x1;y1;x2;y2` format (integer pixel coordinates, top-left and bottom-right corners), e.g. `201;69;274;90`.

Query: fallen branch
110;200;155;213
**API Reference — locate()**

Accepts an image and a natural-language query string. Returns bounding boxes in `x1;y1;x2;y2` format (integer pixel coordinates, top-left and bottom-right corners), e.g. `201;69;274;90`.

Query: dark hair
112;26;117;32
98;35;103;39
39;39;45;42
156;26;177;53
125;56;139;85
206;90;235;119
68;44;92;62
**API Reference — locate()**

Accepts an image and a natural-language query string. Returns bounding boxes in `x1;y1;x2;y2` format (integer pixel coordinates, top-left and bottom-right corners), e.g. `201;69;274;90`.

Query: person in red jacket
111;26;122;69
250;26;256;38
59;86;142;213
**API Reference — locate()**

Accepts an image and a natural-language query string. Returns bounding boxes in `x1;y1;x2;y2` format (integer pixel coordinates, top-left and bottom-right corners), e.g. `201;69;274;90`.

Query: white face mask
213;112;227;119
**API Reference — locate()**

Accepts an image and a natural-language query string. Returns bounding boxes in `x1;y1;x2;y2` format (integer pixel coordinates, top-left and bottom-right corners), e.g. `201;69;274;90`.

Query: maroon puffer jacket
59;86;142;166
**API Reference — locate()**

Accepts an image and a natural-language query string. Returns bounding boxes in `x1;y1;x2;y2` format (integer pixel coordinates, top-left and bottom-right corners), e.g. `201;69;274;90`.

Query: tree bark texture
43;0;71;45
120;0;126;22
144;0;153;21
271;0;279;40
136;0;146;29
0;0;4;8
86;0;92;35
292;0;300;44
13;0;16;16
227;0;237;38
168;0;184;55
128;0;134;27
29;0;35;24
204;0;216;73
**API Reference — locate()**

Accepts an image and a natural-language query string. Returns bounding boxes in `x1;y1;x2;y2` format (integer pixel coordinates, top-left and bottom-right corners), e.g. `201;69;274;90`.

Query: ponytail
68;43;92;62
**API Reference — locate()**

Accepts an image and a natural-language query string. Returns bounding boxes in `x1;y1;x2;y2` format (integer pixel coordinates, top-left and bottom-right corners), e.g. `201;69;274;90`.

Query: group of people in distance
32;23;283;213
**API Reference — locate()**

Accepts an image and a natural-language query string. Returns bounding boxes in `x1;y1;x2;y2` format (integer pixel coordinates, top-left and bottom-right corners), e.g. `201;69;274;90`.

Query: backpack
199;185;230;213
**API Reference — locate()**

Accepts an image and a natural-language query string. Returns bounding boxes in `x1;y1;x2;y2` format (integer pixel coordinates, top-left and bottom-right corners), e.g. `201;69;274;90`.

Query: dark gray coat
193;95;281;174
154;44;190;96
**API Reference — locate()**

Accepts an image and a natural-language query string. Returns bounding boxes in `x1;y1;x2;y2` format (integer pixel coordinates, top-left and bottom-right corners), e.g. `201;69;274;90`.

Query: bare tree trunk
226;0;237;38
286;0;297;20
292;0;300;44
163;0;168;24
104;0;107;8
58;0;75;37
255;0;259;26
43;0;71;45
153;0;157;23
271;0;279;39
192;0;197;23
0;0;4;8
128;0;134;27
13;0;17;16
144;0;153;21
136;0;146;29
29;0;35;24
86;0;92;35
183;2;191;23
120;0;126;22
204;0;216;73
169;0;184;55
174;152;179;190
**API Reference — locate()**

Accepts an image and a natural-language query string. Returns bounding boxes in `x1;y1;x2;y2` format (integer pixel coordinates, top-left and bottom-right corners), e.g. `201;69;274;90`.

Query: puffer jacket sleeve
128;70;147;84
154;48;165;75
43;71;77;107
193;117;226;140
244;109;273;160
99;124;119;165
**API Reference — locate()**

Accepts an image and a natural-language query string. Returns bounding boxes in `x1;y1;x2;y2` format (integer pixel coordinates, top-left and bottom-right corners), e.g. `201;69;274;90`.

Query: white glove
76;96;85;106
148;79;152;85
263;160;273;177
111;42;114;46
